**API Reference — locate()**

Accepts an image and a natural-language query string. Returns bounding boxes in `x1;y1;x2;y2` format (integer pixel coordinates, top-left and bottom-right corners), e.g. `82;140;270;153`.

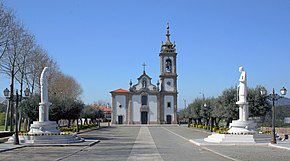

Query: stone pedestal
204;133;271;144
29;121;59;134
6;67;84;145
228;120;257;134
227;102;258;134
204;66;263;144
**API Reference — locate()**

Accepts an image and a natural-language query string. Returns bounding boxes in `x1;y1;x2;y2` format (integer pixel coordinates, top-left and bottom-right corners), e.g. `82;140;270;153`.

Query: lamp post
260;87;287;144
3;87;30;145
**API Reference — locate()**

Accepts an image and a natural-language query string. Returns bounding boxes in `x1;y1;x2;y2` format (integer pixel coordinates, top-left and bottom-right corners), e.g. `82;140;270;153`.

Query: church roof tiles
110;88;129;93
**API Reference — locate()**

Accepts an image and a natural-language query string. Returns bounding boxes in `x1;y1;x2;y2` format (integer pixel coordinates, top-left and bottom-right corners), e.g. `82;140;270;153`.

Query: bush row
189;124;229;133
60;123;97;132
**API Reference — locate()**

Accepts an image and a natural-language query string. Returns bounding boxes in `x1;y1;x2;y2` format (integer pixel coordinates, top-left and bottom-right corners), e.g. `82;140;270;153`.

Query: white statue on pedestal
227;66;257;134
204;66;266;143
237;66;247;104
29;67;59;134
39;67;50;122
236;66;249;121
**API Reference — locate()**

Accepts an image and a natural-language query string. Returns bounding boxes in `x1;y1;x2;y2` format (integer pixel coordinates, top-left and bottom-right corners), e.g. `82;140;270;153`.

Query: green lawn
0;125;23;131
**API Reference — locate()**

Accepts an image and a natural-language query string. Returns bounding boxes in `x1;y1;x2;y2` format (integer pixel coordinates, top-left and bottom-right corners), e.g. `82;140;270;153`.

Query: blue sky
1;0;290;109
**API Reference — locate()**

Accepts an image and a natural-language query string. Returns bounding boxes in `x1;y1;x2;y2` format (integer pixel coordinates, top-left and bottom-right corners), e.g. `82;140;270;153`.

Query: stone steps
204;133;271;143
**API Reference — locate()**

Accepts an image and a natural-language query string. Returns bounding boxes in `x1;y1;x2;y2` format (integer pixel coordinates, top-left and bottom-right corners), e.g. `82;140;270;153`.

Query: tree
81;105;104;125
49;95;84;127
247;85;270;117
25;46;59;95
217;87;239;127
49;72;82;100
19;94;40;131
179;108;188;120
211;100;224;127
0;3;12;60
187;98;203;124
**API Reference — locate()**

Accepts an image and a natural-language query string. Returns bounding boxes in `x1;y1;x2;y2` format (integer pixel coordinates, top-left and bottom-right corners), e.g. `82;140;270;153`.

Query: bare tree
25;46;59;94
0;20;27;131
15;32;35;131
49;72;83;100
0;3;12;60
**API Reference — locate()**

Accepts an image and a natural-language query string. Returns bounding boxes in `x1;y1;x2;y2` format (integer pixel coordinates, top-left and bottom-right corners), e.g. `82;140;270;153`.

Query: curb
0;140;100;153
180;126;212;135
0;145;26;153
268;143;290;151
23;140;100;147
77;127;100;134
0;137;10;143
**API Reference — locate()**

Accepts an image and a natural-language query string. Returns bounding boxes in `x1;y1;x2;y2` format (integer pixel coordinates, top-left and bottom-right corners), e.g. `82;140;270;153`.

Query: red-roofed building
110;24;178;125
110;89;129;93
92;104;112;122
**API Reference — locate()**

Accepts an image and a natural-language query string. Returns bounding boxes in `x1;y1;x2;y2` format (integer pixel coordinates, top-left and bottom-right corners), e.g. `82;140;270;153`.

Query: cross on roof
142;62;147;72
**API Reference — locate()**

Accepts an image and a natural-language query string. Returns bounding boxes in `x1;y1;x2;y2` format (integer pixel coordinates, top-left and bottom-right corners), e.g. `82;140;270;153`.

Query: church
110;24;178;124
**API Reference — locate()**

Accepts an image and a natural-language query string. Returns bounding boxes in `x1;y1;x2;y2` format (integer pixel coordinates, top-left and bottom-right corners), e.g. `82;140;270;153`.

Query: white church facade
110;24;178;124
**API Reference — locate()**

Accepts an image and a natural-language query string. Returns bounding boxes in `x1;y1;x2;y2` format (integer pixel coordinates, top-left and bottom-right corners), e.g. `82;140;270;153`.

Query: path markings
162;127;239;161
127;126;163;161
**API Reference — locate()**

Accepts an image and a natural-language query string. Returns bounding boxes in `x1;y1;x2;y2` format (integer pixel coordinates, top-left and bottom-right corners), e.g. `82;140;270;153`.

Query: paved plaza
1;125;290;161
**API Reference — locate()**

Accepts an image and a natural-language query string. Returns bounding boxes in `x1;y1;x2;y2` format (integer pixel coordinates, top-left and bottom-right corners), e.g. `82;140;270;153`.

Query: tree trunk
76;119;79;132
226;118;232;127
27;118;31;131
215;118;222;127
18;115;22;131
80;118;83;129
192;118;197;124
4;100;9;131
9;73;14;132
23;118;28;132
197;118;202;124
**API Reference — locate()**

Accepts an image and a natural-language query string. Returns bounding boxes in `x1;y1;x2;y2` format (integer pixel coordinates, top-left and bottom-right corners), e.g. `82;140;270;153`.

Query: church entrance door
141;112;148;124
166;115;172;124
118;115;123;124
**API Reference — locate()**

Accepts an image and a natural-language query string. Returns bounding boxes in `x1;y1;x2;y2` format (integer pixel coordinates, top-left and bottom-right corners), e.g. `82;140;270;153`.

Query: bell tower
159;23;178;124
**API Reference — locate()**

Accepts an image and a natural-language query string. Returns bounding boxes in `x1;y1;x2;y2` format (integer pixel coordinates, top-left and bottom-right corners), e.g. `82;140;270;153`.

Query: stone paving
127;126;163;161
1;125;290;161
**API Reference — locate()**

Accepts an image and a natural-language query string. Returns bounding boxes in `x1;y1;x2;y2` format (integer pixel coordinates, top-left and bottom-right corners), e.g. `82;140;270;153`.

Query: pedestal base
7;120;84;144
29;121;59;134
228;120;258;134
8;134;84;144
204;133;271;144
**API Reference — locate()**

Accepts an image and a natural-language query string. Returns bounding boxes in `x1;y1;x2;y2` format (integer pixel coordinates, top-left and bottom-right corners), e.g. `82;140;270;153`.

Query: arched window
165;59;172;72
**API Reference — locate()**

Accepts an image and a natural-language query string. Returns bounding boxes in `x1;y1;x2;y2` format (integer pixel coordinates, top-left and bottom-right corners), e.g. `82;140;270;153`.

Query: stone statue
29;67;60;135
40;67;49;104
39;67;50;122
237;66;247;104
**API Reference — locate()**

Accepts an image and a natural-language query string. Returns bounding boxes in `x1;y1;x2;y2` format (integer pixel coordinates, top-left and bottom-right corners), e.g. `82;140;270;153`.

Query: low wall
261;127;290;135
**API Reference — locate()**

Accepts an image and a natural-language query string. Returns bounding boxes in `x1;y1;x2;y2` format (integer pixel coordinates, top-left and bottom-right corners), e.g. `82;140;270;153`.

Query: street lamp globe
3;88;10;97
24;87;30;97
280;87;287;96
260;88;267;96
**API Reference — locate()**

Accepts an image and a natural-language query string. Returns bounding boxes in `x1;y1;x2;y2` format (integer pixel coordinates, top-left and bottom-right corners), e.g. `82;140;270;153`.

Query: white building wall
148;95;157;122
115;95;126;123
132;95;141;122
164;95;174;122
